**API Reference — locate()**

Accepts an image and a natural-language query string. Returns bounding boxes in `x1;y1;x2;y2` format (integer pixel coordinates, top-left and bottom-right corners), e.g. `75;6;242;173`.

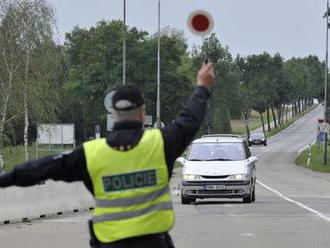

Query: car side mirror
176;157;186;166
248;156;258;163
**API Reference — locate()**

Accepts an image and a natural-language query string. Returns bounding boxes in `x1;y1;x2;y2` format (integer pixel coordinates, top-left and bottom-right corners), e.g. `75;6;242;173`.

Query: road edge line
257;180;330;223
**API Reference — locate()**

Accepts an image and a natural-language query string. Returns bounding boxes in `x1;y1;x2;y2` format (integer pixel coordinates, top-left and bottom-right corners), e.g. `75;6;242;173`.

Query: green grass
231;117;262;135
231;110;277;135
295;143;330;173
265;117;296;138
3;143;67;171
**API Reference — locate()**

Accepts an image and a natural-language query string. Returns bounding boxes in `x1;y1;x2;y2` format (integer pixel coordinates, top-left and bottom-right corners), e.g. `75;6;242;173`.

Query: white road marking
289;195;330;199
175;213;316;218
240;233;256;237
255;149;270;157
41;217;89;223
298;145;310;154
42;219;87;223
257;180;330;223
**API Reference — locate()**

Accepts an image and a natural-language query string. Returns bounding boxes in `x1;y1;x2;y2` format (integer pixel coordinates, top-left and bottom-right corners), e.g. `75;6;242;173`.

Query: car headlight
228;174;249;180
182;174;202;180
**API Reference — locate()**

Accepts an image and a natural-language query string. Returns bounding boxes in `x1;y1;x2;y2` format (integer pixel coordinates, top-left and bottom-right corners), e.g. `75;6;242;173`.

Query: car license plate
205;185;225;190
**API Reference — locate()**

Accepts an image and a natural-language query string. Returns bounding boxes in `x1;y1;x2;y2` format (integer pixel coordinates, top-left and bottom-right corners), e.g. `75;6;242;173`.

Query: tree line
0;0;325;171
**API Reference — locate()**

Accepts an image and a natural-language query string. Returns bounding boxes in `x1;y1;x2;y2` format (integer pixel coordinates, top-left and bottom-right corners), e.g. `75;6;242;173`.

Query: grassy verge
295;143;330;173
231;117;263;135
3;143;66;171
231;110;276;135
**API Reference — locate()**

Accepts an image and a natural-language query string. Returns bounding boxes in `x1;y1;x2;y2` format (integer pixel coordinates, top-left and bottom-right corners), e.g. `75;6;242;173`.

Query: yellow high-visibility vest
83;129;174;243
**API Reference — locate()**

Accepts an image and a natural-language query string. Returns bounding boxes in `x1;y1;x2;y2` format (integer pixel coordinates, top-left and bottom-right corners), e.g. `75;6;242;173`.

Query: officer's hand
197;62;215;91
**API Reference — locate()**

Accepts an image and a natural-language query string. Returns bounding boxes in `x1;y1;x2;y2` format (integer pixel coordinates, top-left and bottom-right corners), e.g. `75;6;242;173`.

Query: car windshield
187;142;246;161
251;134;264;139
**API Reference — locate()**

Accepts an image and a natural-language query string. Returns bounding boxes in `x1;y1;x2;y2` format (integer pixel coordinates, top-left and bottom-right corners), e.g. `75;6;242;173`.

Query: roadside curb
298;141;316;155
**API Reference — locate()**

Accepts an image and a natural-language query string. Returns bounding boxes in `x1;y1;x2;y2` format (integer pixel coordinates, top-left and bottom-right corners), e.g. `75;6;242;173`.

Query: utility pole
324;0;329;165
122;0;127;85
156;0;161;127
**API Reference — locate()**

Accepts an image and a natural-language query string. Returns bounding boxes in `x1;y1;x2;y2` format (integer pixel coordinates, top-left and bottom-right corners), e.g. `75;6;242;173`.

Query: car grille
201;175;228;179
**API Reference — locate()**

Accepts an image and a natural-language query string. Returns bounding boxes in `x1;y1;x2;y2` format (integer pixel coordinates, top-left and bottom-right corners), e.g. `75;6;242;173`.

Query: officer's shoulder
83;138;106;147
144;128;161;135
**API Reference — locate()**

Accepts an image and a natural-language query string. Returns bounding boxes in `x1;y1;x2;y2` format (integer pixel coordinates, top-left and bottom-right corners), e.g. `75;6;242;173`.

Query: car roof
193;134;245;144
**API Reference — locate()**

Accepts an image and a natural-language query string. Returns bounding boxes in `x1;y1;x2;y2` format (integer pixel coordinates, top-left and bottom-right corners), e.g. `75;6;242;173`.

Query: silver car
178;134;257;204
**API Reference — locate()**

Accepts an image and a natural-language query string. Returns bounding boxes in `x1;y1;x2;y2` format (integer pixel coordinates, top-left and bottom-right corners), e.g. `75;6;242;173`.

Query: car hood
183;160;247;176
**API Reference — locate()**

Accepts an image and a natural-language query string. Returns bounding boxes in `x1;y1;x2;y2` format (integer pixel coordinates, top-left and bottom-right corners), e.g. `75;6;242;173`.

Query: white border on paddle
187;10;214;37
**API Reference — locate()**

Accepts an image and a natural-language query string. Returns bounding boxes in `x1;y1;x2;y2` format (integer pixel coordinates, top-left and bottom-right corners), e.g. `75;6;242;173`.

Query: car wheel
264;142;267;146
252;186;256;202
248;142;252;147
243;188;253;203
181;193;195;205
243;195;252;203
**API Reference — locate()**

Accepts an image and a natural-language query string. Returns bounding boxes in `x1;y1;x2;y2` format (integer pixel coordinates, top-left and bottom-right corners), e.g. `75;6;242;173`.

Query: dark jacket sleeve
0;147;94;193
161;86;210;177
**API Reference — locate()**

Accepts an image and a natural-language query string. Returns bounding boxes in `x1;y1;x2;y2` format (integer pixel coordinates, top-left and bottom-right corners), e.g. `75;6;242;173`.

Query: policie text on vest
102;169;157;192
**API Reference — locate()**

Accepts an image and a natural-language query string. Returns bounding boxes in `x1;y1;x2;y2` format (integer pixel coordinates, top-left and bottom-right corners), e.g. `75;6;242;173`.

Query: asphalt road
1;105;330;248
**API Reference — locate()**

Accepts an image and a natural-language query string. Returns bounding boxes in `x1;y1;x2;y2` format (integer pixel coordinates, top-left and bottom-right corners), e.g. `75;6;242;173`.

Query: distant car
248;133;267;146
178;134;257;204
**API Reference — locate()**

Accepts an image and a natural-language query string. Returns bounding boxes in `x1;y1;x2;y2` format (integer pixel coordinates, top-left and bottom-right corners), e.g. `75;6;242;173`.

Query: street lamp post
156;0;161;128
324;0;329;165
123;0;127;86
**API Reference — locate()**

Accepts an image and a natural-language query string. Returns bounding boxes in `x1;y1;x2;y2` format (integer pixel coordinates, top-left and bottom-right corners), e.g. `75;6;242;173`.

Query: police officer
0;62;215;248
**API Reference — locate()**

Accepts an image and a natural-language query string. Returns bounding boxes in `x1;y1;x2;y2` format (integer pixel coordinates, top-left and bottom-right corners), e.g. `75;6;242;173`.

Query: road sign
318;121;330;133
318;132;326;142
107;114;115;131
187;10;214;37
36;124;75;158
104;90;116;113
95;124;101;139
144;115;153;127
37;124;75;145
154;121;165;128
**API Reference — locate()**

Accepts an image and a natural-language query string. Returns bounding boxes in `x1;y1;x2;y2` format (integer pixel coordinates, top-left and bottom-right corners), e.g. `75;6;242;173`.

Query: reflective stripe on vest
95;185;170;208
83;129;174;244
93;201;173;223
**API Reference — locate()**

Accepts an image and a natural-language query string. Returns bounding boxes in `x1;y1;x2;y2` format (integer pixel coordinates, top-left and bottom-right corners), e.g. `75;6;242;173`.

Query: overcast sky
49;0;326;60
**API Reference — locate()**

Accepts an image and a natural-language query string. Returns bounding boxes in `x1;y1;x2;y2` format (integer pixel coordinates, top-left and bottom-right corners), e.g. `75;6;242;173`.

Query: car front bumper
181;180;251;199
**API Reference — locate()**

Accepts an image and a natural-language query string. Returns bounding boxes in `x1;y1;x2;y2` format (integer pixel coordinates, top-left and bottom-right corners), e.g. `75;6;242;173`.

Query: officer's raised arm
161;62;216;174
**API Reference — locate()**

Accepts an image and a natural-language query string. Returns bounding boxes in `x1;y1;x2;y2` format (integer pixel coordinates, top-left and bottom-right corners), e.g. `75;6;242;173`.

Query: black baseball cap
112;85;145;111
